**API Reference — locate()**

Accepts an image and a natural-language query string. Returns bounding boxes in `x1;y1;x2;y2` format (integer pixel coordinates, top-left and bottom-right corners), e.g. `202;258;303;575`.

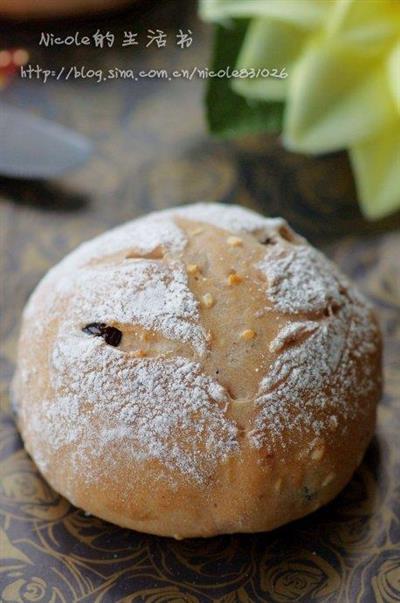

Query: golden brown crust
13;203;382;538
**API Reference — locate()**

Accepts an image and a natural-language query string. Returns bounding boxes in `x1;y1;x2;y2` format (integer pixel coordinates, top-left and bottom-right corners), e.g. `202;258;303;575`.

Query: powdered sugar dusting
63;259;207;355
30;333;237;485
23;214;187;321
250;239;379;449
258;244;347;314
250;300;378;449
64;214;187;270
169;202;286;239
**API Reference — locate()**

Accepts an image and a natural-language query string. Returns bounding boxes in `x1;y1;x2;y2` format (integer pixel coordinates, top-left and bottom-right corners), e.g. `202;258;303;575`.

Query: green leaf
205;20;284;138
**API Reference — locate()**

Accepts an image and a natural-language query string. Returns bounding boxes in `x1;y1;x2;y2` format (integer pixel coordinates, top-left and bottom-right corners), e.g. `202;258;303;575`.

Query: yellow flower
201;0;400;219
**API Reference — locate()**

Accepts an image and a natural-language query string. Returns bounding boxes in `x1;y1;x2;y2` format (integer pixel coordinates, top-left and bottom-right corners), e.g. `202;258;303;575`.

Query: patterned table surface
1;2;399;602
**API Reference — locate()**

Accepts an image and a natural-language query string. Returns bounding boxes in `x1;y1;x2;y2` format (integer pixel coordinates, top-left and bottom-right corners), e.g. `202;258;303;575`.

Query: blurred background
0;1;399;602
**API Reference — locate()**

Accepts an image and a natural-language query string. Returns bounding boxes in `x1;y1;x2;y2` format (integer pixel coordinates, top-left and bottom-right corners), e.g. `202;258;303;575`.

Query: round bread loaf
12;203;382;538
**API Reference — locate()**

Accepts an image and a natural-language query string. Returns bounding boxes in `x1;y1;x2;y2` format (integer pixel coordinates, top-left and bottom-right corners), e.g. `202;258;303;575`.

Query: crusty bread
12;203;382;538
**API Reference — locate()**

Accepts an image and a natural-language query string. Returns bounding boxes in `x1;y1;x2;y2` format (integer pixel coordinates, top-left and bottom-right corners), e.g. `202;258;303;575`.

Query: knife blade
0;103;93;179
